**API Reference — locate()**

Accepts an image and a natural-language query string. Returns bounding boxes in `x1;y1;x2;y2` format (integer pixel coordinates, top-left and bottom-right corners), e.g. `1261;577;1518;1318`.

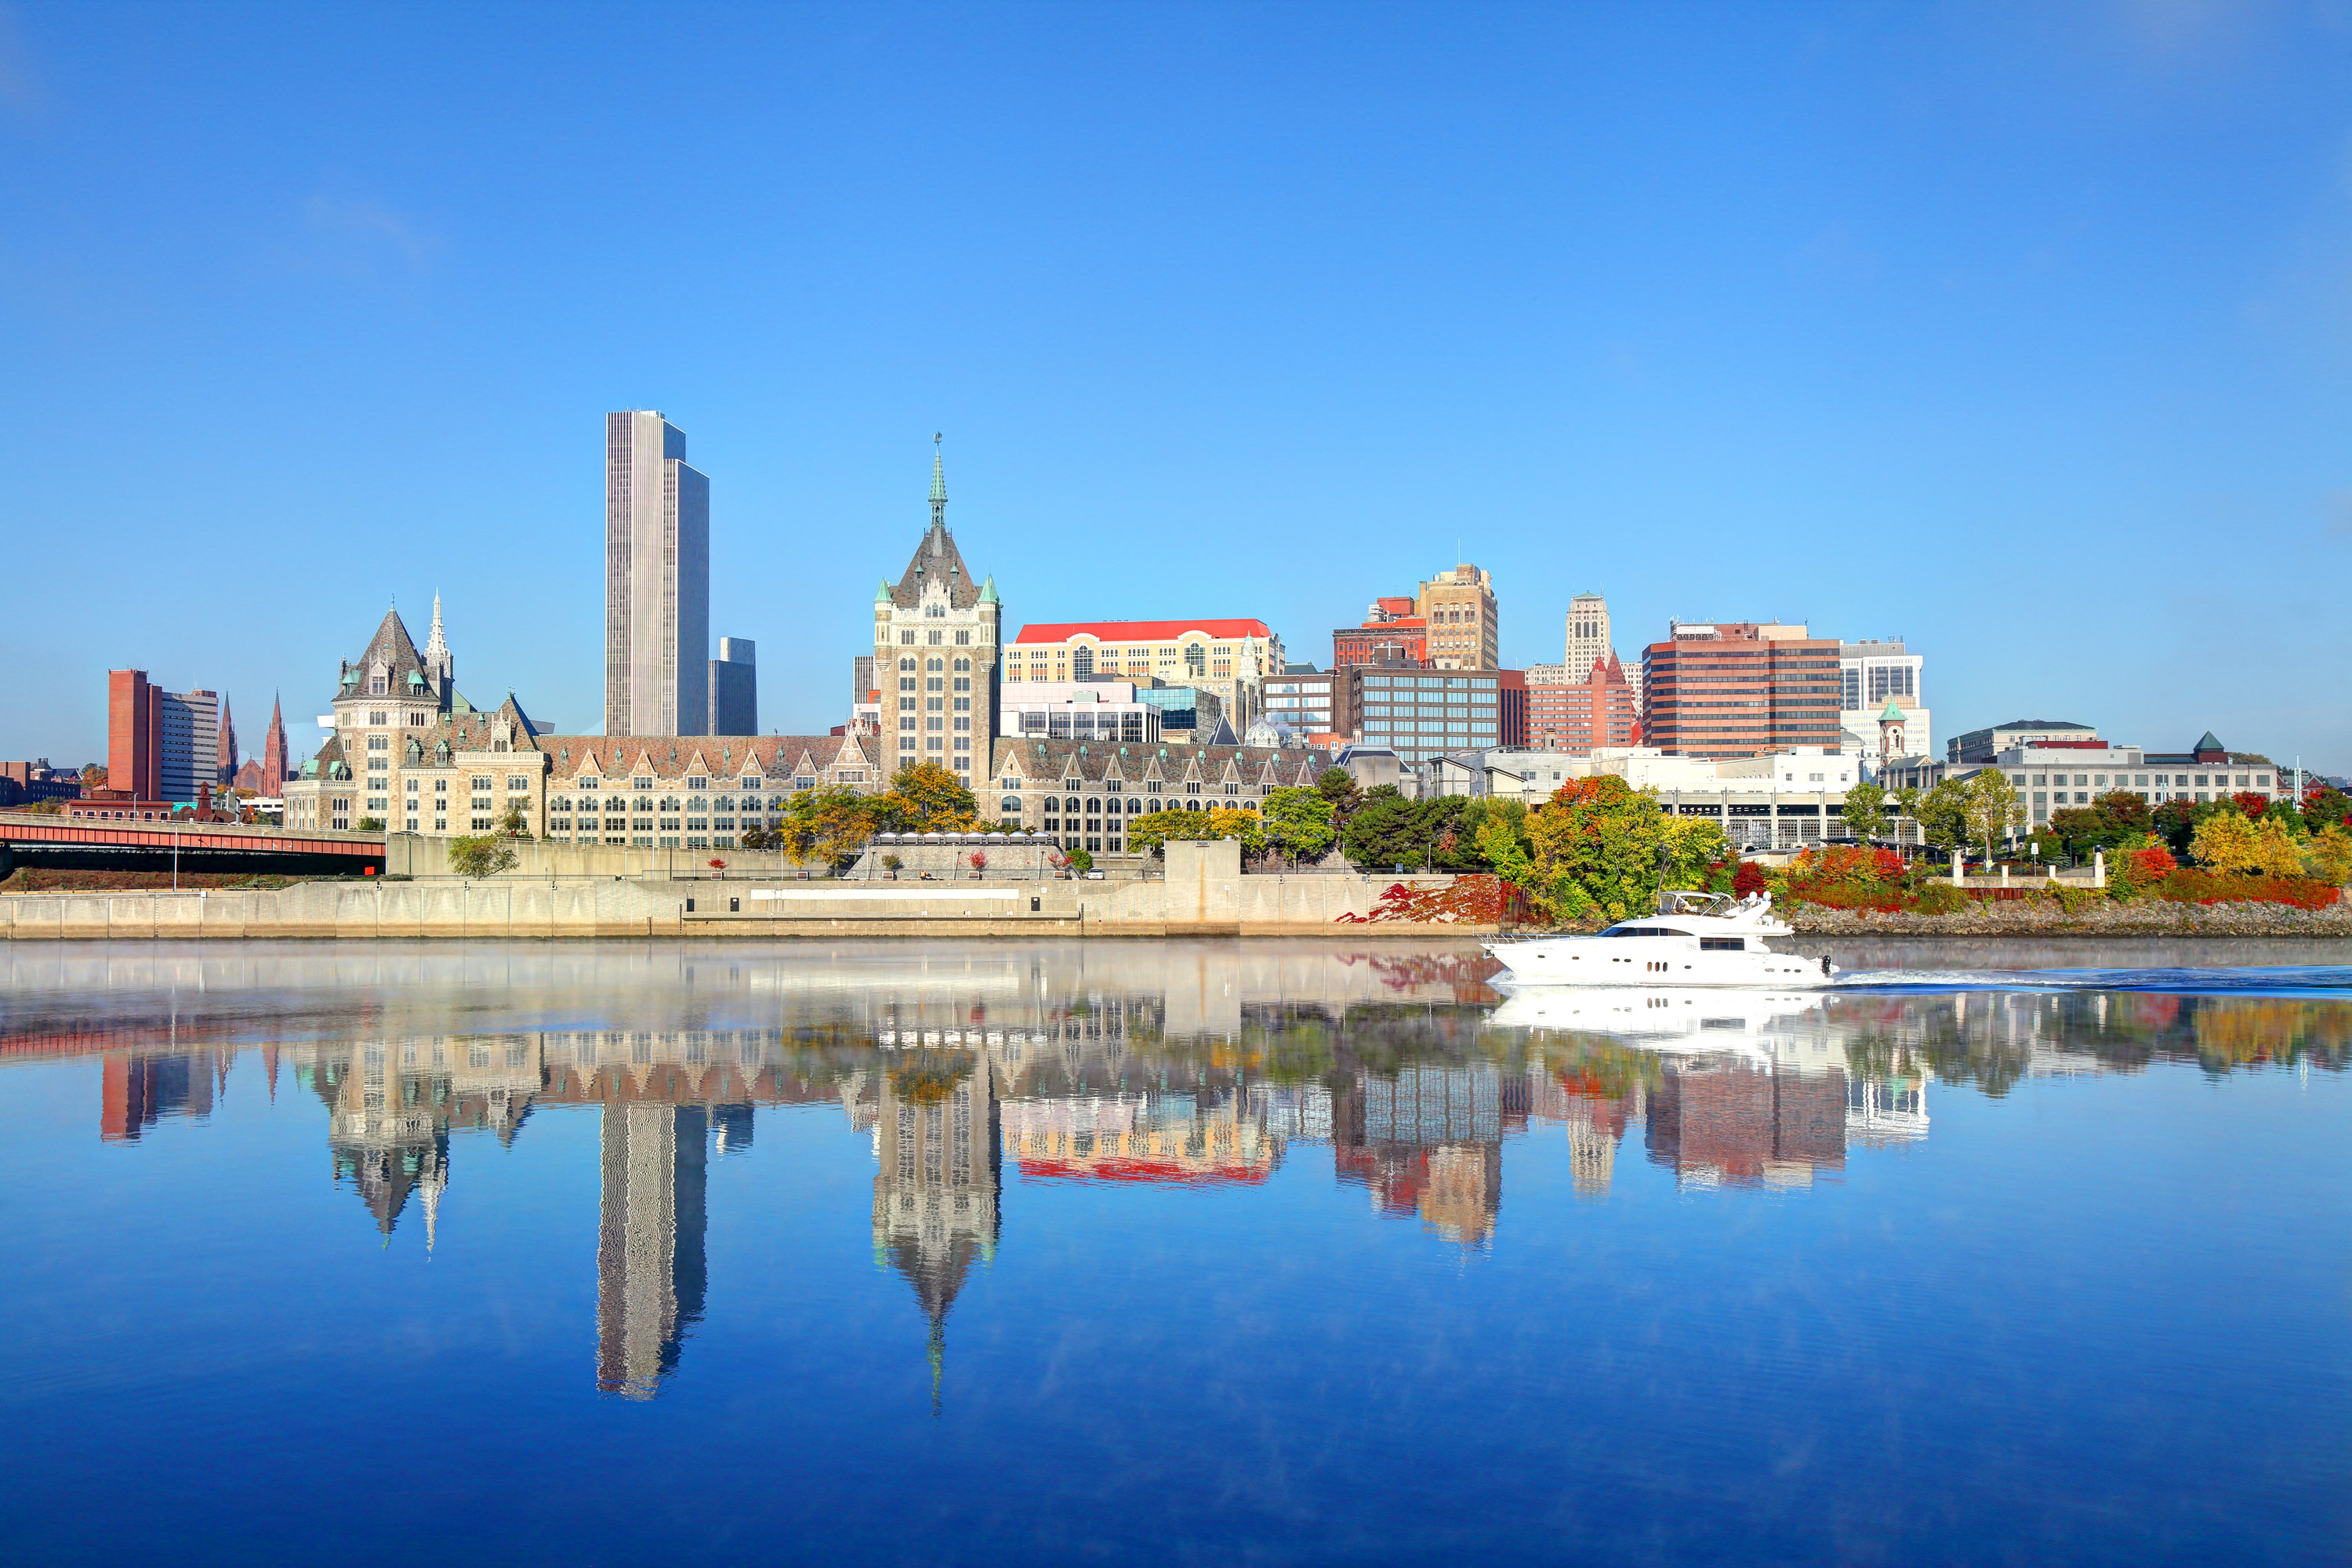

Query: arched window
927;658;944;673
1064;797;1080;813
1000;796;1022;813
898;657;916;671
953;658;970;672
1072;647;1094;679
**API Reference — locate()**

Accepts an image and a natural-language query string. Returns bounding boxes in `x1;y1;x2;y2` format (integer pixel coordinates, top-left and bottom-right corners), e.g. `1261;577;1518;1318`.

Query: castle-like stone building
874;444;1000;786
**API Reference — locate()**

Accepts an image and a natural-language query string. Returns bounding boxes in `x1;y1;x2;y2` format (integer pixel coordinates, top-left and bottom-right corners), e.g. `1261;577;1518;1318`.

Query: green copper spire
929;432;947;530
876;578;894;604
1878;699;1905;721
978;574;999;604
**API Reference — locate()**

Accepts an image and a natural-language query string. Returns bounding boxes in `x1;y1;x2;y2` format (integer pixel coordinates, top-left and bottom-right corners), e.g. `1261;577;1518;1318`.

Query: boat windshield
1656;890;1735;918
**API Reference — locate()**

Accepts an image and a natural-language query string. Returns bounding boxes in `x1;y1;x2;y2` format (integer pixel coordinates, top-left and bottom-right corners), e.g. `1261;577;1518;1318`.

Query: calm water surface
1;938;2347;1567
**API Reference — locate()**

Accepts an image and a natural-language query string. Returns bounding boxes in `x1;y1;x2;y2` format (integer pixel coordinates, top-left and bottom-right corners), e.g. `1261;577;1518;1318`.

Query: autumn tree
2190;811;2306;878
1475;775;1730;924
870;761;978;834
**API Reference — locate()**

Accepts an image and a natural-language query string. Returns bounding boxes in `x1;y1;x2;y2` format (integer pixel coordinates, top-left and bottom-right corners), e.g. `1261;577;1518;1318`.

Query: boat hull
1485;941;1832;989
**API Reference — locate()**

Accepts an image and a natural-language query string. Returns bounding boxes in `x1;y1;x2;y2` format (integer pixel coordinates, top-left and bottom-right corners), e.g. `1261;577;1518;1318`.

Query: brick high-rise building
1333;598;1425;670
873;441;1001;782
605;411;711;737
108;669;160;801
107;670;218;804
1640;622;1843;759
1526;655;1639;755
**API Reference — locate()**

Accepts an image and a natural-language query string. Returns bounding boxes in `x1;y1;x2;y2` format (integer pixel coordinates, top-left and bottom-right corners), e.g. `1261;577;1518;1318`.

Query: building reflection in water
56;946;2273;1403
1334;1066;1521;1245
844;1053;1000;1412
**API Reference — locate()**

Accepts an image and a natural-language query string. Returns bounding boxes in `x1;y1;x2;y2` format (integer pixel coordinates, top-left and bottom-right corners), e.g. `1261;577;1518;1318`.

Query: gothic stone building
285;599;882;848
875;447;1002;787
985;739;1333;857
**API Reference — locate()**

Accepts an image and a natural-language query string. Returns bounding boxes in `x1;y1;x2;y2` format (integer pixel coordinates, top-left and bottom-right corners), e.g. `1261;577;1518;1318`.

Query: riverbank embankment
0;841;1490;941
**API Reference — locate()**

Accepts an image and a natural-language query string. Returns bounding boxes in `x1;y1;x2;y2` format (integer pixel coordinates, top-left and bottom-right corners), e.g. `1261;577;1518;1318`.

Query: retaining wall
0;843;1485;940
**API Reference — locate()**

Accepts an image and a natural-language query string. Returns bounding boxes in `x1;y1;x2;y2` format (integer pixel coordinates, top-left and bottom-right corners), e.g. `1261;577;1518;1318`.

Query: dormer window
687;776;707;790
368;675;387;695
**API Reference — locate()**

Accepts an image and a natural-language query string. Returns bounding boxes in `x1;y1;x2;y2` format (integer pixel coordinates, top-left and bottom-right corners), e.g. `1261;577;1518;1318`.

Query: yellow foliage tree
2302;824;2352;886
2190;811;2305;877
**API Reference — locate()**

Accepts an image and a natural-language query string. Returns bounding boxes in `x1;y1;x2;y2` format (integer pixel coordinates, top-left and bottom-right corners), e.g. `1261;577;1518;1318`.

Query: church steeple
929;433;947;532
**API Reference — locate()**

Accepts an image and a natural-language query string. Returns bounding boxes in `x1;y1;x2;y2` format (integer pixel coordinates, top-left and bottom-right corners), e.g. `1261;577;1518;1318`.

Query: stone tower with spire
423;591;455;693
216;696;239;787
871;437;1002;784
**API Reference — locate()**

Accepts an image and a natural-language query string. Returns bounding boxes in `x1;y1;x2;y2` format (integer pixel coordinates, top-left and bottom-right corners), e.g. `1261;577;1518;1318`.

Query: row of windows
2009;771;2270;789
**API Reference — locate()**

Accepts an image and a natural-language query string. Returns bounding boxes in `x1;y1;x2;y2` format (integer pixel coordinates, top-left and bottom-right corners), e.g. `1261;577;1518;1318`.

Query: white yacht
1482;891;1834;989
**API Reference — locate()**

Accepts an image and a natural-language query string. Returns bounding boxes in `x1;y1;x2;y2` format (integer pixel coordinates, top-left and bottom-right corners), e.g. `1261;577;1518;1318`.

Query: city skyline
5;8;2350;769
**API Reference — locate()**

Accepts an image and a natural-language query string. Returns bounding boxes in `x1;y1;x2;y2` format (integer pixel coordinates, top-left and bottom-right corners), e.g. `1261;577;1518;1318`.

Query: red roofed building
1007;618;1285;731
1527;655;1640;755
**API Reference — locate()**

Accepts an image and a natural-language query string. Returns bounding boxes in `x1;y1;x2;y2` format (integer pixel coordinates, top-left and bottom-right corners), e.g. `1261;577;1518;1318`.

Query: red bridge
0;811;384;875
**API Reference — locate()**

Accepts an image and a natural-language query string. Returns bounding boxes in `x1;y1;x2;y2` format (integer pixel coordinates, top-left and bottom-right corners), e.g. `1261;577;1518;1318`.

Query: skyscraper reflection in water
597;1104;709;1400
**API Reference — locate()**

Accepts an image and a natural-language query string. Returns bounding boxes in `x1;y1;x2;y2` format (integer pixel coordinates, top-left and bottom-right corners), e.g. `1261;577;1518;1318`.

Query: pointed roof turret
929;432;947;528
2194;730;2223;753
887;440;981;611
978;575;999;604
1878;700;1906;721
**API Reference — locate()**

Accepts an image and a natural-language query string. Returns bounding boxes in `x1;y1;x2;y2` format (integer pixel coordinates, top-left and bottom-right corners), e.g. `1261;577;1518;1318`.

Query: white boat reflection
1489;983;1827;1058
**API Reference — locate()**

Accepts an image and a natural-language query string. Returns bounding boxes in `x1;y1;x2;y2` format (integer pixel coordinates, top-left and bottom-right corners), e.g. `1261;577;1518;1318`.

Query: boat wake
1830;966;2352;997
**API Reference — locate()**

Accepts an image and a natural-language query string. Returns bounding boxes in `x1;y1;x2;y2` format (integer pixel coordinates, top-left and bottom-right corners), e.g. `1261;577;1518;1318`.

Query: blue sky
3;2;2349;769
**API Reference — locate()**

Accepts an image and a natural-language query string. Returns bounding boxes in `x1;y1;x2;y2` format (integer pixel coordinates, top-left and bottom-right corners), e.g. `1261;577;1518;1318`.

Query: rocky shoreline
1786;899;2352;937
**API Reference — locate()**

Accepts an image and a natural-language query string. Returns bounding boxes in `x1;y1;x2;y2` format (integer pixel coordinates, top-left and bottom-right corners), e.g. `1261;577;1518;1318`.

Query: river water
1;938;2346;1566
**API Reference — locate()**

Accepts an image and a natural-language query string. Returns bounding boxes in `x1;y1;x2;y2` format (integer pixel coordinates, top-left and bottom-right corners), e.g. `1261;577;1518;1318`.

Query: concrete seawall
0;842;1484;941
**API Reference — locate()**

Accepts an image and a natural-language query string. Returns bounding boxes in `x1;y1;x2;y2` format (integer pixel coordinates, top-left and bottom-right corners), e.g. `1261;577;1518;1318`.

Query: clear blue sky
3;2;2348;770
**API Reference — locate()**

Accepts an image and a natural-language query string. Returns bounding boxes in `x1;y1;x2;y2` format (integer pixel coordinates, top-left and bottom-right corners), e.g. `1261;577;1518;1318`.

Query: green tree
495;800;532;839
1258;786;1338;862
355;816;385;832
1915;778;1972;853
1314;767;1362;817
1961;770;2023;862
448;833;517;878
1338;789;1425;869
1838;781;1889;844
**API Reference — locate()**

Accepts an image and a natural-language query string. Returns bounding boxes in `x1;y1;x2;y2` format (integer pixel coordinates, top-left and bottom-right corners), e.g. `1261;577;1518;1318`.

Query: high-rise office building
107;669;220;804
1837;639;1929;764
1640;622;1843;759
1565;593;1611;684
1416;564;1499;670
708;637;757;736
604;411;710;737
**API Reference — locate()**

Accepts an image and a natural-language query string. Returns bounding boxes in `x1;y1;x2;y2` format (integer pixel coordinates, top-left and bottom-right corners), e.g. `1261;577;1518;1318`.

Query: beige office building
1417;564;1498;670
